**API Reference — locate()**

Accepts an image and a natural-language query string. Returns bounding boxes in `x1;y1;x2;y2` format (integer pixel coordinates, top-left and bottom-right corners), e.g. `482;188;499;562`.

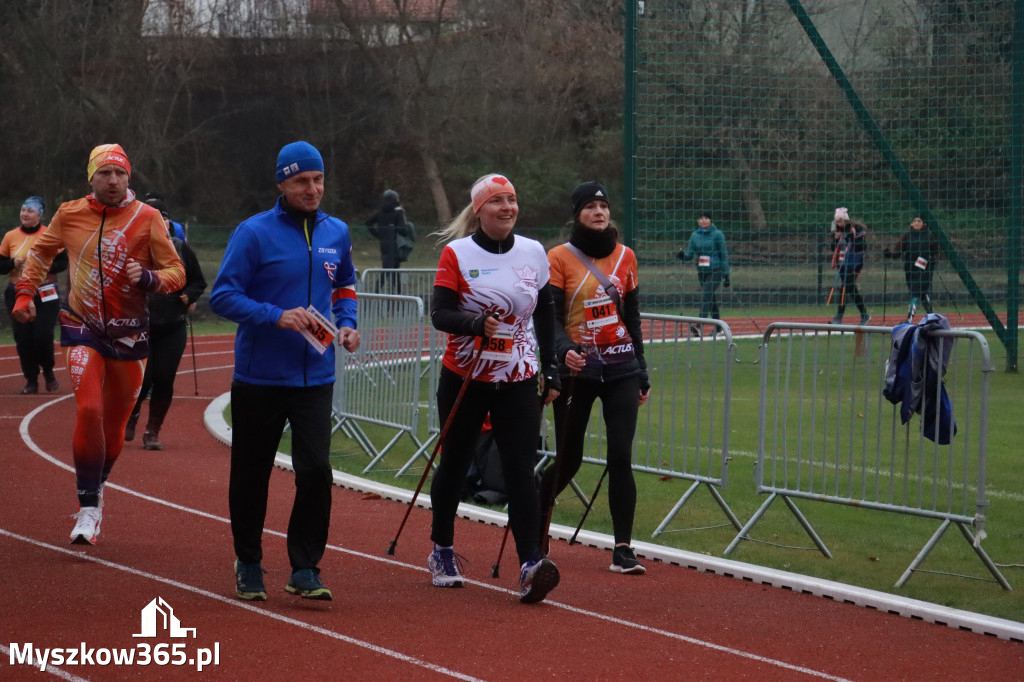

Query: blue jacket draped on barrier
882;313;957;444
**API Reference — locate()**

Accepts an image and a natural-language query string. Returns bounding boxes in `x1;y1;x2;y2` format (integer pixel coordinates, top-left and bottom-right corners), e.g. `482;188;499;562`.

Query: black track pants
430;368;544;566
539;374;640;545
229;381;334;571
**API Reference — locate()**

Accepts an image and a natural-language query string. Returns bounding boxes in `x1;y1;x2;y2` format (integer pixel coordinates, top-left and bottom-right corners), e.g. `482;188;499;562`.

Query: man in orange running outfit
12;144;185;546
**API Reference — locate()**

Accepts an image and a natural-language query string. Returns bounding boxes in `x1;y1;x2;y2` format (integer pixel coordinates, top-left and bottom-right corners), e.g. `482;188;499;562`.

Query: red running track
0;331;1021;681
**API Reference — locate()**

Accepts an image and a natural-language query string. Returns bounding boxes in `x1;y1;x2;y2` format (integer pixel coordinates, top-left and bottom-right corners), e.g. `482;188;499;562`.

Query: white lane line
0;529;485;682
18;398;852;681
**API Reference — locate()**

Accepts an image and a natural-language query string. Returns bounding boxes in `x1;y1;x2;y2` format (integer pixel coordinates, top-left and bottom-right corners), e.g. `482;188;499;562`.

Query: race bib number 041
301;305;338;355
584;296;618;330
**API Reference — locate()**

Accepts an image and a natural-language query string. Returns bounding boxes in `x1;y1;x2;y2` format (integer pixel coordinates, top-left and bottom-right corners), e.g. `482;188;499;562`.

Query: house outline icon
133;597;197;638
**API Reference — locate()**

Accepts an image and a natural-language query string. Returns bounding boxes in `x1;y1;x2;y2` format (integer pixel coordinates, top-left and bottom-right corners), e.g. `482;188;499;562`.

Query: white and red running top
434;234;550;383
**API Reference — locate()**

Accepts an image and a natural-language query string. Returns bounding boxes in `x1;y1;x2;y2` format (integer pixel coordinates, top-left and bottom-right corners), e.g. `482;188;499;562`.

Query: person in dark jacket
0;196;68;393
885;215;938;323
365;189;413;294
827;207;870;325
676;210;730;337
538;181;651;574
210;141;359;603
144;192;187;241
125;202;207;450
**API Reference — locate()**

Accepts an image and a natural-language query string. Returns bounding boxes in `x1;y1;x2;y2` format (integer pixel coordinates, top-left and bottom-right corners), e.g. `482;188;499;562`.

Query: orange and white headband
471;174;516;214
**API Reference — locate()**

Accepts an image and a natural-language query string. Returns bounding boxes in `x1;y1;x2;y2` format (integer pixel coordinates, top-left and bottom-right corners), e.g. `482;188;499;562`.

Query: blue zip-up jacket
210;197;358;387
882;313;956;444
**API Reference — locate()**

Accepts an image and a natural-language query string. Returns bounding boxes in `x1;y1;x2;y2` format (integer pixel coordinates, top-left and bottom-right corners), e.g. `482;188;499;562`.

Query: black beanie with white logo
571;181;610;218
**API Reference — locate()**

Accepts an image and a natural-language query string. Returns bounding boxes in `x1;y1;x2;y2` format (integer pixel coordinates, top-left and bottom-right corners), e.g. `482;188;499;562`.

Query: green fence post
1007;0;1023;372
623;0;639;250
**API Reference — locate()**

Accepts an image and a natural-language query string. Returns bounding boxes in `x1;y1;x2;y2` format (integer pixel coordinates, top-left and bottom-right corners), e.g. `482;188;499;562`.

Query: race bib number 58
480;327;515;361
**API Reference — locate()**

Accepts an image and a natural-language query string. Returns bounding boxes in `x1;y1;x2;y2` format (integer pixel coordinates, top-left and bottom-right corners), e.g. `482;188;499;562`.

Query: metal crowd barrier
359;269;446;477
336;290;738;537
725;321;1009;589
332;293;428;472
539;314;738;537
360;268;437;313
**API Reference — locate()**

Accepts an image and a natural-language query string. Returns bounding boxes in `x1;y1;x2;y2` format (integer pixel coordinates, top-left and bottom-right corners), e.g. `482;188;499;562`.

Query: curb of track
205;392;1024;643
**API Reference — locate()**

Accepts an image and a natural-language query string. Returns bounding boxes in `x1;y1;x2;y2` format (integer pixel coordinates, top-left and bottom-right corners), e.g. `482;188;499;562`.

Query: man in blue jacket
210;141;360;602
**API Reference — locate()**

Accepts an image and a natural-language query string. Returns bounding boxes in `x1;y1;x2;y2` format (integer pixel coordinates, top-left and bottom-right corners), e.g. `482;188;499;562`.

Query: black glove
541;373;562;401
723;275;730;288
676;250;685;261
639;370;651;394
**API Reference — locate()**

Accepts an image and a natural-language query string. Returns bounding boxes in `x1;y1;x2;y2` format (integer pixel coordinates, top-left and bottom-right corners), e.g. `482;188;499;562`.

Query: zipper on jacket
304;217;313;386
98;209;108;340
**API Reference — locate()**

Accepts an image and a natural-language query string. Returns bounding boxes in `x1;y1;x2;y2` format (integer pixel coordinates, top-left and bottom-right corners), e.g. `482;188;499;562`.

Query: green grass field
311;331;1023;622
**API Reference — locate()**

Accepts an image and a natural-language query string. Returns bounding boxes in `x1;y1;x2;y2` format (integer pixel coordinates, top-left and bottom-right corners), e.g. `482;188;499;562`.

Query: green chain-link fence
625;0;1021;370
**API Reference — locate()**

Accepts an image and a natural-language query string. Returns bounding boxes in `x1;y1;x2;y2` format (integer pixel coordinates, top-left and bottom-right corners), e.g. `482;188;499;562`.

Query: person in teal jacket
676;211;730;336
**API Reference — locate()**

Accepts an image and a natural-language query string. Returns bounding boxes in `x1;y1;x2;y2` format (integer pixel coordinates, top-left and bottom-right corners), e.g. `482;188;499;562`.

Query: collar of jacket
472;228;515;254
86;188;137;213
274;195;324;230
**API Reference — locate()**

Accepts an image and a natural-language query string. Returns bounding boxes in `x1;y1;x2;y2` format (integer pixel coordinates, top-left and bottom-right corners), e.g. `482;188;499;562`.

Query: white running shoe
428;545;465;588
70;506;102;545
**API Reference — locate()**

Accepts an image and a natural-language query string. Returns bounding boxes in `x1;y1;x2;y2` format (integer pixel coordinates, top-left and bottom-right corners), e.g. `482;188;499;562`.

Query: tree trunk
419;146;450;226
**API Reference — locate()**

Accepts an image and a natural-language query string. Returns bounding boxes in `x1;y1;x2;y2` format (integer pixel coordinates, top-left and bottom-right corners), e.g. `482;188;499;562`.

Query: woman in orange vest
0;196;67;394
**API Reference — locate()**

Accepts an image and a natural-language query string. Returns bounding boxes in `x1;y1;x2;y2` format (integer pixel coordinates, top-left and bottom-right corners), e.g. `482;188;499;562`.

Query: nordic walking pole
935;269;965;321
386;341;485;556
730;286;761;335
490;524;512;578
539;344;584;552
825;268;842;305
188;314;199;395
493;351;577;578
569;465;609;545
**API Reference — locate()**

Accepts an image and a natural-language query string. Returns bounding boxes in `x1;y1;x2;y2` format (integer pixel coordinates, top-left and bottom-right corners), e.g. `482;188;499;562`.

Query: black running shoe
610;545;646;575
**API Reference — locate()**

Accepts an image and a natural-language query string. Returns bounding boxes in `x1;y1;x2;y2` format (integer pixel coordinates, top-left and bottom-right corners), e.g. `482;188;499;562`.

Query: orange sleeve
547;246;567;290
17;213;65;296
145;213;186;293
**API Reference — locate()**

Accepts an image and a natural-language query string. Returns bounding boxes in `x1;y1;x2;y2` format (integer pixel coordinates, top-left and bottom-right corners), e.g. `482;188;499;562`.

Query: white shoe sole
428;552;464;587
